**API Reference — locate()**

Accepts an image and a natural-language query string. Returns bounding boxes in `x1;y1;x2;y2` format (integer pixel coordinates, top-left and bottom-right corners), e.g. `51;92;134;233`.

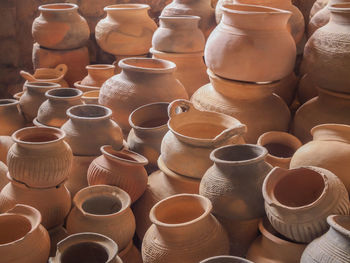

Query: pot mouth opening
25;82;61;89
61;242;109;263
104;4;150;11
329;215;350;236
273;168;325;208
129;102;169;130
221;3;291;15
12;127;65;145
82;195;123;215
86;64;115;71
0;215;31;245
0;99;19;106
101;145;148;165
119;58;176;73
310;123;350;141
67;105;112;120
329;3;350;12
173;122;230;140
46;88;83;99
39;3;78;11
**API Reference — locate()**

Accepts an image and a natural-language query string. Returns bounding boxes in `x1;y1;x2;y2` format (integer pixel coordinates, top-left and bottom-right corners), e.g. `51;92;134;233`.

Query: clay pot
0;204;50;263
205;4;296;82
0;179;71;229
161;99;247;179
119;241;143;263
246;218;307;263
32;43;90;86
161;0;216;39
61;104;123;156
151;49;209;97
132;157;200;240
48;226;68;257
32;3;89;50
13;92;24;100
0;99;25;136
87;145;148;203
34;88;83;128
142;194;230;263
0;161;8;191
191;69;291;143
292;88;350;143
257;131;302;169
300;214;350;263
20;64;68;87
291;124;350;193
19;82;60;122
99;58;188;133
200;144;272;220
49;233;123;263
95;4;157;56
74;64;115;92
201;256;254;263
297;73;318;105
152;16;205;53
81;90;100;104
303;3;350;94
263;166;350;243
271;72;298;106
113;54;148;74
7;127;72;188
0;136;14;164
66;185;135;251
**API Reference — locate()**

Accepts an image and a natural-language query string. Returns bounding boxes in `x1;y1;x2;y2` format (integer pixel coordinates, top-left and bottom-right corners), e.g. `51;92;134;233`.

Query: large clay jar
246;218;307;263
300;214;350;263
0;99;25;136
61;104;123;156
0;179;71;229
292;89;350;143
87;145;148;203
161;0;216;39
200;144;272;220
7;127;72;188
205;4;296;82
0;204;50;263
191;69;291;143
32;3;90;50
201;256;254;263
49;233;123;263
257;131;302;169
74;64;115;92
19;82;60;122
291;124;350;193
161;99;246;179
263;166;350;243
152;16;205;53
127;102;169;173
81;90;100;104
34;88;83;128
66;185;135;251
95;4;157;56
303;3;350;93
142;194;230;263
99;58;188;133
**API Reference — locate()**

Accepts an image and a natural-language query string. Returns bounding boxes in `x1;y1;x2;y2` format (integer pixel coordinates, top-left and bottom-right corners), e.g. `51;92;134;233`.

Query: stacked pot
32;3;90;86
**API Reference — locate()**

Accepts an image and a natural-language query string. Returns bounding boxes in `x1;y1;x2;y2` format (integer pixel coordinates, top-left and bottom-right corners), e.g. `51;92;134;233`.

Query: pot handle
168;99;197;118
213;123;247;145
20;70;36;82
55;64;68;77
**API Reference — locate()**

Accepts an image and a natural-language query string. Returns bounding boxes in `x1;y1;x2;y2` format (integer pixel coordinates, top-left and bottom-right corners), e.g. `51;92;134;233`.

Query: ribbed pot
263;166;350;243
0;99;25;136
7;127;73;188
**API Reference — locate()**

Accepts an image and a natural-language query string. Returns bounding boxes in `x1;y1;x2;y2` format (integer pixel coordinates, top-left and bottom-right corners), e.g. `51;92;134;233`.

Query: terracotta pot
19;82;60;122
32;3;89;50
0;179;71;229
0;99;25;136
119;241;143;263
161;0;216;39
303;3;350;93
87;146;148;203
81;90;100;104
292;88;350;143
257;131;302;169
113;54;148;74
0;204;50;263
13;92;24;100
61;104;123;156
0;161;8;191
49;233;123;263
32;43;90;87
0;136;14;164
201;256;254;263
263;166;350;243
205;4;296;82
7;127;72;188
48;225;68;257
152;15;205;53
20;64;68;88
142;194;230;263
300;214;350;262
99;58;188;133
95;4;157;56
127;102;169;173
246;218;307;263
132;157;200;240
191;69;291;143
297;73;318;105
216;0;305;46
151;49;209;97
161;99;246;179
200;144;272;220
291;124;350;193
34;88;83;128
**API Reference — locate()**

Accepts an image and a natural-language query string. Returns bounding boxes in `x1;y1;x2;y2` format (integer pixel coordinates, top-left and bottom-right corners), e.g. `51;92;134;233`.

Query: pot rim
200;255;254;263
11;126;65;146
159;15;201;21
104;4;150;11
66;104;112;121
0;99;19;107
221;3;292;15
45;88;83;100
150;48;204;58
327;214;350;238
118;58;177;74
25;82;61;90
311;123;350;142
329;3;350;12
100;145;148;166
74;81;100;91
39;3;78;12
86;64;115;71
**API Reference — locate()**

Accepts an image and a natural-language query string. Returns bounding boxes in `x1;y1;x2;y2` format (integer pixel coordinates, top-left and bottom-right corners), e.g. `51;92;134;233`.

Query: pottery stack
32;3;90;86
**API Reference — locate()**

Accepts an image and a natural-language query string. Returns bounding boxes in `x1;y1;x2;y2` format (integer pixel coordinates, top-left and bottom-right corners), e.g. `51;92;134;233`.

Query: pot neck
329;3;350;25
105;5;150;21
40;4;79;20
235;0;293;8
0;99;20;113
86;65;115;80
311;124;350;144
173;0;210;5
159;16;200;30
327;215;350;241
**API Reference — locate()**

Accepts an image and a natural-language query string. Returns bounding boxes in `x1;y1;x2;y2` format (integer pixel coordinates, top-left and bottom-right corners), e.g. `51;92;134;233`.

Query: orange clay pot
0;99;25;136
